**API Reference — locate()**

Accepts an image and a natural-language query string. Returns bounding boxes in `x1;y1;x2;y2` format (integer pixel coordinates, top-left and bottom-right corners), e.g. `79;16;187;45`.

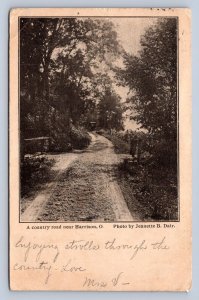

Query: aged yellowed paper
9;8;191;291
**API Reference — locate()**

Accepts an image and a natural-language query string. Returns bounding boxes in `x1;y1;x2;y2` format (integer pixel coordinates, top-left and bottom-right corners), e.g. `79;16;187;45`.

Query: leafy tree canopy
116;18;177;138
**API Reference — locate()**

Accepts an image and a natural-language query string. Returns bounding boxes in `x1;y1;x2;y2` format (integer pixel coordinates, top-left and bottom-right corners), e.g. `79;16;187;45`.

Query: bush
70;125;91;149
21;155;55;197
50;124;91;152
50;133;72;152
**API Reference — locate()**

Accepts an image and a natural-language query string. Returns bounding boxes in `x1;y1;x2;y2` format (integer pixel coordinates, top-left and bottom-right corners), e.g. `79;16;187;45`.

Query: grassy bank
118;160;178;221
21;126;91;198
21;155;56;198
103;131;178;221
100;131;130;154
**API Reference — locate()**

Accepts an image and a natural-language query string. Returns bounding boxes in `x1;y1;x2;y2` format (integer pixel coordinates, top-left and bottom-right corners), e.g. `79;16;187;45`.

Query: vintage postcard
9;8;191;291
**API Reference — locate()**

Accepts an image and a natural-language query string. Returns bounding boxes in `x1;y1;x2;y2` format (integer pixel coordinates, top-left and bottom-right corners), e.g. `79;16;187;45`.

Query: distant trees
117;18;177;168
98;89;124;131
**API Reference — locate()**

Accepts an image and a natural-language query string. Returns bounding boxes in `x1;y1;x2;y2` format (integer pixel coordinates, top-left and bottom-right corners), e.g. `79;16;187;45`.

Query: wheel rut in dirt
22;134;134;222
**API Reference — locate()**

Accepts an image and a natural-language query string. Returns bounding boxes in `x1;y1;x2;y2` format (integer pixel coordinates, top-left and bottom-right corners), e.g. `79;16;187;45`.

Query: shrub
50;125;91;152
70;125;91;149
21;155;55;196
50;133;72;152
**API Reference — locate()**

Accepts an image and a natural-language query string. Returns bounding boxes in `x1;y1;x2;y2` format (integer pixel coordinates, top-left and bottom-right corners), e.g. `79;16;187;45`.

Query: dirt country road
21;133;134;222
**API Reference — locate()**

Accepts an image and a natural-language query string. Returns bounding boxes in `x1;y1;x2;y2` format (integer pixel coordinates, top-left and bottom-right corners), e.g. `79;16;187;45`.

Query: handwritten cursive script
15;236;60;263
13;236;170;286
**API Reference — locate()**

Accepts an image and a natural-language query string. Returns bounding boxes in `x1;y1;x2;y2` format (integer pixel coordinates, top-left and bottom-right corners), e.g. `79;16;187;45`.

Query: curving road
21;133;133;222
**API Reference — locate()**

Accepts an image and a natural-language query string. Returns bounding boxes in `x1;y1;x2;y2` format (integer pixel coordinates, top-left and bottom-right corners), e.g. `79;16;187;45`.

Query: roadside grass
102;132;130;154
118;161;178;221
103;131;178;221
21;126;91;199
21;155;56;198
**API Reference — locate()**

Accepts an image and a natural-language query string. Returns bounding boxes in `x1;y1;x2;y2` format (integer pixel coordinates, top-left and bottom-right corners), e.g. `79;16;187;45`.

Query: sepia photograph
19;16;178;223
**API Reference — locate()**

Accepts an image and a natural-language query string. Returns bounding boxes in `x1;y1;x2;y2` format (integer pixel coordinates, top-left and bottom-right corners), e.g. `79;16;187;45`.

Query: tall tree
98;89;124;131
20;17;124;153
49;18;122;128
116;18;177;167
117;18;177;137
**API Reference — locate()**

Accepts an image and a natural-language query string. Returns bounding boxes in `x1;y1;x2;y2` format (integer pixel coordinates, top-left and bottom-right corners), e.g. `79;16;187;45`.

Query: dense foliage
116;18;177;170
20;18;124;155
